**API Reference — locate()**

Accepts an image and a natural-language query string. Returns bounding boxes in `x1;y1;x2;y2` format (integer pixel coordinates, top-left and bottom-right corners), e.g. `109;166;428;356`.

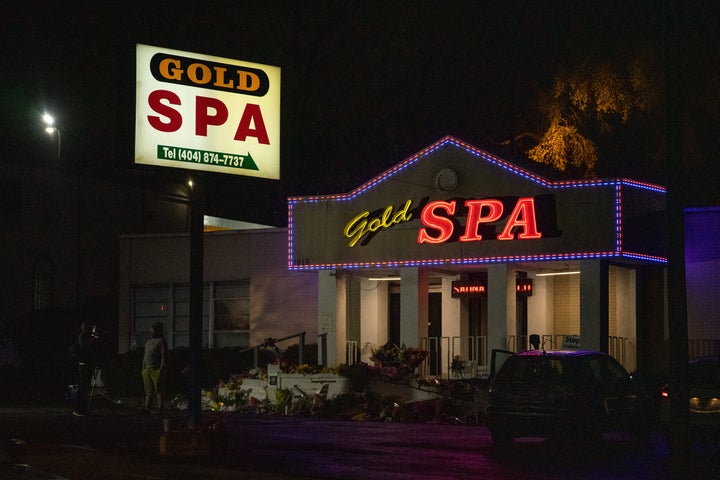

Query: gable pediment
288;136;666;270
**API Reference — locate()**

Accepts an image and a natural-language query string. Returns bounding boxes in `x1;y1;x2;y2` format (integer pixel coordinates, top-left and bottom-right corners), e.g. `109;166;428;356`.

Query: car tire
583;425;604;446
490;428;513;450
628;422;651;450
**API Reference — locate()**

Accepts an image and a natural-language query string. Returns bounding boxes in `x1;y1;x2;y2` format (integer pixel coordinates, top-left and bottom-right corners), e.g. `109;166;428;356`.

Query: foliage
337;362;370;392
102;345;262;399
527;121;598;175
369;342;428;368
259;337;319;373
95;340;487;425
522;58;660;177
102;339;321;400
369;342;429;380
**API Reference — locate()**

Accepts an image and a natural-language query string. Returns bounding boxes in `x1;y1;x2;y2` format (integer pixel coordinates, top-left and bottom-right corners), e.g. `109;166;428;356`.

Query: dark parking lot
2;401;719;480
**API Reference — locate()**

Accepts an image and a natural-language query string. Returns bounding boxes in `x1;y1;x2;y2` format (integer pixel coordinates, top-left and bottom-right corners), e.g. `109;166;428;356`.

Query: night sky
2;0;718;226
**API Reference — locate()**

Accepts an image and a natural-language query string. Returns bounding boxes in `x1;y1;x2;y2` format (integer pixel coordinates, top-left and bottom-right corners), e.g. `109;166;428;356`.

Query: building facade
118;228;318;353
288;136;668;376
118;137;720;378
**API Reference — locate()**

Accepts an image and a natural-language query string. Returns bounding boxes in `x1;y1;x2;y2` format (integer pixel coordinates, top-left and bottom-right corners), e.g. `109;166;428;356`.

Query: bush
101;344;318;400
282;342;319;368
102;346;253;398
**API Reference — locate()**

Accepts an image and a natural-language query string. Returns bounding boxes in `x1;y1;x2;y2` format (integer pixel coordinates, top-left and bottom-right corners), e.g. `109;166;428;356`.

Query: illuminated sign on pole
135;44;280;179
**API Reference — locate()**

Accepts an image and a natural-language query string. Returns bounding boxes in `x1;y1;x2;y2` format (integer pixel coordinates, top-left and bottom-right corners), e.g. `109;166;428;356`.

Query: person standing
72;322;96;416
141;322;168;413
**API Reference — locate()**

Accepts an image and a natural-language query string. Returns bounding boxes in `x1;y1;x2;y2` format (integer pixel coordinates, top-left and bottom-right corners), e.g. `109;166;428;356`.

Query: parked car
485;349;651;449
0;337;21;368
1;438;70;479
660;354;720;442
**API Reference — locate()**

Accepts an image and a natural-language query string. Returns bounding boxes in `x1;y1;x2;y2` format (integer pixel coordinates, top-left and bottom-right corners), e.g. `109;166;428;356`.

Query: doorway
468;296;487;365
388;291;401;346
428;292;442;375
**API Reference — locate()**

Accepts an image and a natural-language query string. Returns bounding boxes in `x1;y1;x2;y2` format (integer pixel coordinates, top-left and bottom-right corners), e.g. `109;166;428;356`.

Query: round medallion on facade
435;168;459;192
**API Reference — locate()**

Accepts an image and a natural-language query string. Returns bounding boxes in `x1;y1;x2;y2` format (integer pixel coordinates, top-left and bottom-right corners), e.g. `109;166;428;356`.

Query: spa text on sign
135;45;280;179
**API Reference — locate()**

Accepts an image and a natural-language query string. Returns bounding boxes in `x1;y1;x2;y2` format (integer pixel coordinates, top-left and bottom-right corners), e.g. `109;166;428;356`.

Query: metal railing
425;336;451;377
240;332;306;369
345;340;360;365
244;334;720;374
420;336;489;379
608;336;627;368
507;334;554;352
688;339;720;358
451;335;488;379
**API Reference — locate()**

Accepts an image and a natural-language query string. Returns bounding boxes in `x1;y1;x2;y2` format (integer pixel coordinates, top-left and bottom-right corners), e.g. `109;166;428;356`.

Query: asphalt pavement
0;398;307;480
2;397;720;480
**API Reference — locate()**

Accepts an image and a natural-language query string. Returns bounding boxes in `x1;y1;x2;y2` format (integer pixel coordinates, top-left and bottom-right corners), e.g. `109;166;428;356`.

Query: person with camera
70;322;97;416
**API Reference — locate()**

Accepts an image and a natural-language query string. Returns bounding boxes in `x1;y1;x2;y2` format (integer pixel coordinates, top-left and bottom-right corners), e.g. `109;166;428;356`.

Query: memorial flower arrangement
369;342;429;380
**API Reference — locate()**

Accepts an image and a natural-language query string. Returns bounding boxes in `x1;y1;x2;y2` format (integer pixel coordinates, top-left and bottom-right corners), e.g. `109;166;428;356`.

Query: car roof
515;349;606;358
689;354;720;365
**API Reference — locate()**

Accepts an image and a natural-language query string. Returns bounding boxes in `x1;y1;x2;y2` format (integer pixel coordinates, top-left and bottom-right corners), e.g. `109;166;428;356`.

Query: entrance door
388;292;401;346
468;297;487;366
516;296;528;351
428;292;442;375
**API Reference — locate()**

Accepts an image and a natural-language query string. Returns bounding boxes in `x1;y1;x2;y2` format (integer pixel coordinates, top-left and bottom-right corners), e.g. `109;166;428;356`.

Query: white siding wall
118;228;317;353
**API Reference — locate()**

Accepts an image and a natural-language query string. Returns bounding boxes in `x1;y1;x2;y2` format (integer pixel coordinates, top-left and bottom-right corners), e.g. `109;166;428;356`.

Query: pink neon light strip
287;136;668;269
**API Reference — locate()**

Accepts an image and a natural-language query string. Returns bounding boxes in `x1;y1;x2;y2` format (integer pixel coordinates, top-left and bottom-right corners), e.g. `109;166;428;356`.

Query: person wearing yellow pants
141;322;167;413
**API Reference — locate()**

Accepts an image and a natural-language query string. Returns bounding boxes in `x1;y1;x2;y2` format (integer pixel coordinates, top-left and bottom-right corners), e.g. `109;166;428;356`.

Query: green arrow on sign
157;145;260;171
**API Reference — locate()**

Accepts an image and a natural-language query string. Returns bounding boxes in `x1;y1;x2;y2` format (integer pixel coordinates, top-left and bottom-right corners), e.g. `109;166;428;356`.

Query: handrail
239;332;306;369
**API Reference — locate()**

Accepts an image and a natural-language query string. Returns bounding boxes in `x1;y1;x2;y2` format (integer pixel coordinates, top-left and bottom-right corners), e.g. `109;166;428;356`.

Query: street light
42;112;61;159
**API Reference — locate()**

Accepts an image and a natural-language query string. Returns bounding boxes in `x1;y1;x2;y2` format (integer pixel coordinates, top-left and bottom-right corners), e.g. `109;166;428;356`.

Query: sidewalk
0;398;306;480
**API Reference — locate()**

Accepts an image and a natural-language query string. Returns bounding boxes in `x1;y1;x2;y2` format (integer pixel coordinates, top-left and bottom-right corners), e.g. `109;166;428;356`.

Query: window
213;282;250;348
214;298;249;330
132;286;169;349
173;285;209;348
131;282;249;350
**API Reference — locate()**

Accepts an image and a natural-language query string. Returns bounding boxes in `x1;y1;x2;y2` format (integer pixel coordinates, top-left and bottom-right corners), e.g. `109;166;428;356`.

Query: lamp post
41;111;80;307
42;113;62;159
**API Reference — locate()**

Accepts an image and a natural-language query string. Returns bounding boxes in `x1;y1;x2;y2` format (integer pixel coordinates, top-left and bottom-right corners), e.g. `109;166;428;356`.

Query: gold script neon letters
344;200;413;247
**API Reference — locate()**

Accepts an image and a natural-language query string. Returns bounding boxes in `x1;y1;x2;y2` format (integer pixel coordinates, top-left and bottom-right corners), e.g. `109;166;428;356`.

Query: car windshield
495;356;599;384
688;362;720;388
0;444;14;463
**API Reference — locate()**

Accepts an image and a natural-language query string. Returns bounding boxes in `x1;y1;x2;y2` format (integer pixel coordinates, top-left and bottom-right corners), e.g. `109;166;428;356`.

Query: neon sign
288;136;668;270
418;197;542;244
452;280;487;298
516;278;533;296
451;279;534;298
344;196;546;248
344;200;413;247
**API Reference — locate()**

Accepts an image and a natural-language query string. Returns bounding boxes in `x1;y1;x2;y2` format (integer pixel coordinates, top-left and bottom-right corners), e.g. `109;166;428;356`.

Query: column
318;270;347;366
580;260;609;352
360;277;388;362
400;268;428;347
488;264;516;352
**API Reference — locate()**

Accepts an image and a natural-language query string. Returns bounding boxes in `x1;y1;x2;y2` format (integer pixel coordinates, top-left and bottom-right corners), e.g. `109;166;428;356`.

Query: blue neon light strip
287;135;668;270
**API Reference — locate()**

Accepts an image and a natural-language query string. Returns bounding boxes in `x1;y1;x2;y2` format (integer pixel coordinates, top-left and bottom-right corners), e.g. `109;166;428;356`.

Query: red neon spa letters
417;197;542;244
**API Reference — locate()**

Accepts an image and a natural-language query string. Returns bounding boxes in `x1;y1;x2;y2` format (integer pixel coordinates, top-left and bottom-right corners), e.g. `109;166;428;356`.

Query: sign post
135;44;280;428
188;174;204;427
135;44;281;180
